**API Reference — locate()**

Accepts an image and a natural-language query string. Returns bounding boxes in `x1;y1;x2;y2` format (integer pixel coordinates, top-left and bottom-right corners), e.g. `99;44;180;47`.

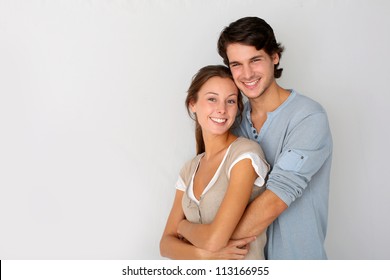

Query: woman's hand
198;236;256;260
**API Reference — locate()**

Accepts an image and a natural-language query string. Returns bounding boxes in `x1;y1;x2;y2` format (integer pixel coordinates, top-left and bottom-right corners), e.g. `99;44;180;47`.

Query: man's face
226;43;279;100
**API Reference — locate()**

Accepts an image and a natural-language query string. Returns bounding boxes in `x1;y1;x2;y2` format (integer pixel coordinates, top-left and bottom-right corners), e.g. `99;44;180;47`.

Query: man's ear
272;53;280;65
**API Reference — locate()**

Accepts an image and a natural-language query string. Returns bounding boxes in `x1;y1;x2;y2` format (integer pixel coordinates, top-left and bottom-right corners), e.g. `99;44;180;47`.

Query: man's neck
249;83;290;132
250;84;290;115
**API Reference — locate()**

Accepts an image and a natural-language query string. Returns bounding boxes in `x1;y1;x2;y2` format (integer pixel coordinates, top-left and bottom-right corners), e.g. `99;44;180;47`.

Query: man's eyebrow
229;55;264;65
229;60;241;66
251;54;266;60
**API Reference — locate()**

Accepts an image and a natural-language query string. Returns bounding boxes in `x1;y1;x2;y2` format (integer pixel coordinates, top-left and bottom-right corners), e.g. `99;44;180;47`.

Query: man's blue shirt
232;90;333;259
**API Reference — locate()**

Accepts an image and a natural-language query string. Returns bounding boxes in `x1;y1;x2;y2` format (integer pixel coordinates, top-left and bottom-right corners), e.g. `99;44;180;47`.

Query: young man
217;17;333;259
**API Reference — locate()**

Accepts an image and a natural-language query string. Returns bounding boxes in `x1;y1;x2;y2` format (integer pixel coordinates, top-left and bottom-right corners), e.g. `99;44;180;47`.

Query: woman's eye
208;98;216;102
227;99;236;104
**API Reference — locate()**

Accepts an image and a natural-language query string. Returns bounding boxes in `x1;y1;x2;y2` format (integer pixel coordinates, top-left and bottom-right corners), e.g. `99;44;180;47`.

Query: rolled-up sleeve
267;112;332;206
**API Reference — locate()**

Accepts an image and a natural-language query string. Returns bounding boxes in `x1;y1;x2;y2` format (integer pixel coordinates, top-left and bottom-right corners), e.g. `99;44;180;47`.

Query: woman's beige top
176;137;269;259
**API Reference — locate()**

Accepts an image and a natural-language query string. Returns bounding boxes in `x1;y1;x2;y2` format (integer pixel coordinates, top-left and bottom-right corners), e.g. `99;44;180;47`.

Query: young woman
160;65;269;259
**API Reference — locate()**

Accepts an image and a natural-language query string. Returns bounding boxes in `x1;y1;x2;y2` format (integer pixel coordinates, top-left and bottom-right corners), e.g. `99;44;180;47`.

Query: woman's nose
216;102;226;114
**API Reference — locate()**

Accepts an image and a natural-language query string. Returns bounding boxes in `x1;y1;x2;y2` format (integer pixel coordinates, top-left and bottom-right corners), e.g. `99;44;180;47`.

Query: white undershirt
175;147;267;205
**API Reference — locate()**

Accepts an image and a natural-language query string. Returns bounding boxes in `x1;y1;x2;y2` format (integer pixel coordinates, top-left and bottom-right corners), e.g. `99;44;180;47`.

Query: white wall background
0;0;389;260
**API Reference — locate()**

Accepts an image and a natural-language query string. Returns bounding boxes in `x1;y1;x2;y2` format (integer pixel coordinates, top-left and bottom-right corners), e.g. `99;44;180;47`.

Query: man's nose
243;64;254;79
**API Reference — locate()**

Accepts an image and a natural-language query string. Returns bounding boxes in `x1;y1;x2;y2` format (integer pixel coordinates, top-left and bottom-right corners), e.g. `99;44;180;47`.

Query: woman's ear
189;100;196;114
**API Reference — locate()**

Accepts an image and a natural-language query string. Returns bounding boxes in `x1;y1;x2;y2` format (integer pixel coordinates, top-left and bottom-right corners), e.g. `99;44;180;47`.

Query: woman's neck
202;132;237;160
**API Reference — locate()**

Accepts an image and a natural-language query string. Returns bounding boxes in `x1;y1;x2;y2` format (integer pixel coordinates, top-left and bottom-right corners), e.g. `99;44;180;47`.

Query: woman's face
190;76;239;137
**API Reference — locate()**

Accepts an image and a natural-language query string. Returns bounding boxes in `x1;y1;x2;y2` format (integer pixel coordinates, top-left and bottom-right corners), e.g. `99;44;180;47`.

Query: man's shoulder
290;90;326;113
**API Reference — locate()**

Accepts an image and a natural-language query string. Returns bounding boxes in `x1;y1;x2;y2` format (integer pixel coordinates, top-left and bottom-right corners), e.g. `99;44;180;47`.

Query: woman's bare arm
177;159;257;252
160;190;205;259
160;189;254;259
